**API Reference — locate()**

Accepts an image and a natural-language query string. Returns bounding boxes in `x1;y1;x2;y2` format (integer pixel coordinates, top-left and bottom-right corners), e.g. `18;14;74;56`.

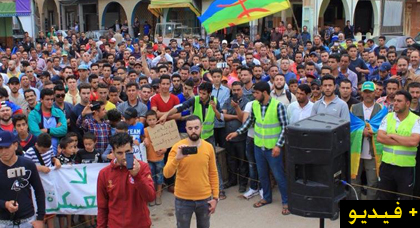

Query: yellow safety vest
382;112;419;167
253;99;282;149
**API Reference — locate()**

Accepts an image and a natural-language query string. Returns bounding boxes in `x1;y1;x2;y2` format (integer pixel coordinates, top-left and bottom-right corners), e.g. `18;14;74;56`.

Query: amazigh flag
199;0;291;34
350;107;388;179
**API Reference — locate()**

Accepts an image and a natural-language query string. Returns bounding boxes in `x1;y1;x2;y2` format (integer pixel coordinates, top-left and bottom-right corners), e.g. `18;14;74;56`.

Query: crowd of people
1;19;420;228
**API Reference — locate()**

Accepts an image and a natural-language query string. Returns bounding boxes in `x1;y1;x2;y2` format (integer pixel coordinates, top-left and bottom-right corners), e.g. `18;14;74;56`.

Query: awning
0;0;31;17
148;0;200;17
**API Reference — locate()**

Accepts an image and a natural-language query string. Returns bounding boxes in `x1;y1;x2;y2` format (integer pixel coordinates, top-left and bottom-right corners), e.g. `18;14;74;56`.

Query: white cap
222;40;228;44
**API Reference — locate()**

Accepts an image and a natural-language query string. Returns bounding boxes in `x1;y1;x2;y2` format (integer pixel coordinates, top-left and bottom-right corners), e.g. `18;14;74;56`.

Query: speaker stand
319;218;325;228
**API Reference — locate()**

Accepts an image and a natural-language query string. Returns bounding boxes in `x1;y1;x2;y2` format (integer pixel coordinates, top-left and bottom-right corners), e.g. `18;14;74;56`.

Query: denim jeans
149;159;165;185
246;137;259;190
175;197;211;228
206;136;224;190
0;215;35;228
254;146;288;205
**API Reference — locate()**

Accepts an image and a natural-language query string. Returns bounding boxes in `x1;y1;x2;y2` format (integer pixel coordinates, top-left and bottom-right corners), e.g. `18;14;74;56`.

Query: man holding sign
163;115;219;228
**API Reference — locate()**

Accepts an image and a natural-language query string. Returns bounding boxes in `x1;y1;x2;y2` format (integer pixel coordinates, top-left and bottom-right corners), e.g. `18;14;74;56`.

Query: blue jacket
28;103;67;137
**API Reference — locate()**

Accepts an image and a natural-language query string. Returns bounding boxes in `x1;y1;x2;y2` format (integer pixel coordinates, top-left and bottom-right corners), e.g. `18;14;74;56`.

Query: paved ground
149;187;340;228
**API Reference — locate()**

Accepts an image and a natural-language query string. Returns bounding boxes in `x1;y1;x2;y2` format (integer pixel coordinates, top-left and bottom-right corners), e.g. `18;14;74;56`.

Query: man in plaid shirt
76;100;111;153
226;81;290;215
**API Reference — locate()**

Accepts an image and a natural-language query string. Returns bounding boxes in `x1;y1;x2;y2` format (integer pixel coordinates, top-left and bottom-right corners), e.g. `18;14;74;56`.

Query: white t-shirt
361;104;374;159
379;113;420;134
244;101;255;138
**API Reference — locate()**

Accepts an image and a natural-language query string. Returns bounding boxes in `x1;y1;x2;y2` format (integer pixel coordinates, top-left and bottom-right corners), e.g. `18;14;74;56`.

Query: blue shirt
177;93;191;133
283;71;297;84
128;122;145;143
212;85;230;128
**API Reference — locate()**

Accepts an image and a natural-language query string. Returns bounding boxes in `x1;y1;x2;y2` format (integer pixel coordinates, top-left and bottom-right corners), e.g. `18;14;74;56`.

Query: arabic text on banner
38;163;107;215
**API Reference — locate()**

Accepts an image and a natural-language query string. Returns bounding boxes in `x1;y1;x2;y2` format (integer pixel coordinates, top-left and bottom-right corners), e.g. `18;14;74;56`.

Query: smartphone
91;102;101;111
126;153;134;170
182;146;198;155
210;96;215;101
232;94;239;103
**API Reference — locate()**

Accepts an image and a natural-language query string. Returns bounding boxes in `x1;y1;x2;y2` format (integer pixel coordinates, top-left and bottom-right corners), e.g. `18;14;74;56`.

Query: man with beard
391;56;420;90
190;66;202;95
252;65;269;84
0;101;14;132
377;79;400;112
8;77;28;113
226;81;289;214
270;74;296;108
377;90;420;200
339;79;360;109
287;84;313;124
163;115;219;228
170;74;183;95
387;51;398;75
311;75;350;120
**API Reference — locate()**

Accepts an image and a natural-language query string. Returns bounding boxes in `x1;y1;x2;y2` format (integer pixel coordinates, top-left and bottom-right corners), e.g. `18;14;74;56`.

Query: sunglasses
311;87;320;91
55;94;65;98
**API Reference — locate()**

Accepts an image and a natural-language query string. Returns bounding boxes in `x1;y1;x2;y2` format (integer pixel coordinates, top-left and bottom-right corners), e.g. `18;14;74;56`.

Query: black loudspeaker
286;114;350;220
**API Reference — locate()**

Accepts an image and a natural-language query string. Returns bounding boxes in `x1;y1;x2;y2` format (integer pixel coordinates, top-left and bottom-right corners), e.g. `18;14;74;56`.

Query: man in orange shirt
163;115;219;228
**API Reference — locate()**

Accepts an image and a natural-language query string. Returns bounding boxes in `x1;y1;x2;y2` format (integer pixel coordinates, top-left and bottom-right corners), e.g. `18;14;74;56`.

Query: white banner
39;163;107;215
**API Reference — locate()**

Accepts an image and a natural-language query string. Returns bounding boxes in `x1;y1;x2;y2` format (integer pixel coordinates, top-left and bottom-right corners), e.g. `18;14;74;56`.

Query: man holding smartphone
163;115;219;228
0;131;45;228
97;132;155;228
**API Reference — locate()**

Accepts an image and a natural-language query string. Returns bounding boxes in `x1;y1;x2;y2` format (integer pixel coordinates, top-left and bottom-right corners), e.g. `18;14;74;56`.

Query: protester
226;81;289;215
0;131;45;228
377;90;420;200
163;115;219;228
97;132;155;228
2;19;420;226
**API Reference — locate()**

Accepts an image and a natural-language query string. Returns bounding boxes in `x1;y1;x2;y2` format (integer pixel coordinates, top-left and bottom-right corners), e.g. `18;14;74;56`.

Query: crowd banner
39;163;107;215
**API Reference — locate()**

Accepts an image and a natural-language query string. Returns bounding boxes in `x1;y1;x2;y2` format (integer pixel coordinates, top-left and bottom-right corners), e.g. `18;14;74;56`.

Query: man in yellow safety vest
377;90;420;200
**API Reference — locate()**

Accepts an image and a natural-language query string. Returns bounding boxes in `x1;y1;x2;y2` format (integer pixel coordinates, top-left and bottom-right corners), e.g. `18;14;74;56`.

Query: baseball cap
0;131;17;147
379;62;391;72
190;66;200;73
1;101;13;109
7;77;19;84
311;79;321;87
331;35;339;42
222;40;228;44
151;78;160;87
109;38;116;43
309;51;319;58
78;65;89;70
362;81;375;92
123;108;138;120
306;73;317;79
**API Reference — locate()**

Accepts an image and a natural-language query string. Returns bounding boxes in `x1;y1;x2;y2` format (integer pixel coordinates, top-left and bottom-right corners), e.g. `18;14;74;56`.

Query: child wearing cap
124;108;147;162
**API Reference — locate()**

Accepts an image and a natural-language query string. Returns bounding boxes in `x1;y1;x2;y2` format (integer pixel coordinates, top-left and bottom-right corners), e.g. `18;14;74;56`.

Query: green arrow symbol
70;166;87;184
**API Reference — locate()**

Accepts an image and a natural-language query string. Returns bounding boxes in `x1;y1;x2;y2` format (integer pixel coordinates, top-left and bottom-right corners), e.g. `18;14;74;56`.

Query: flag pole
289;7;300;34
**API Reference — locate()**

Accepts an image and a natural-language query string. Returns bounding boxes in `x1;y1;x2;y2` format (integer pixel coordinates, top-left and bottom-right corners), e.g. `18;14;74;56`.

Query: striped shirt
236;98;288;148
24;146;53;167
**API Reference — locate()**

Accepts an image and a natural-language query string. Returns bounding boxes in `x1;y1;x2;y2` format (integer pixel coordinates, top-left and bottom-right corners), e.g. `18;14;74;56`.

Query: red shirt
150;93;180;112
97;160;155;228
0;123;13;132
